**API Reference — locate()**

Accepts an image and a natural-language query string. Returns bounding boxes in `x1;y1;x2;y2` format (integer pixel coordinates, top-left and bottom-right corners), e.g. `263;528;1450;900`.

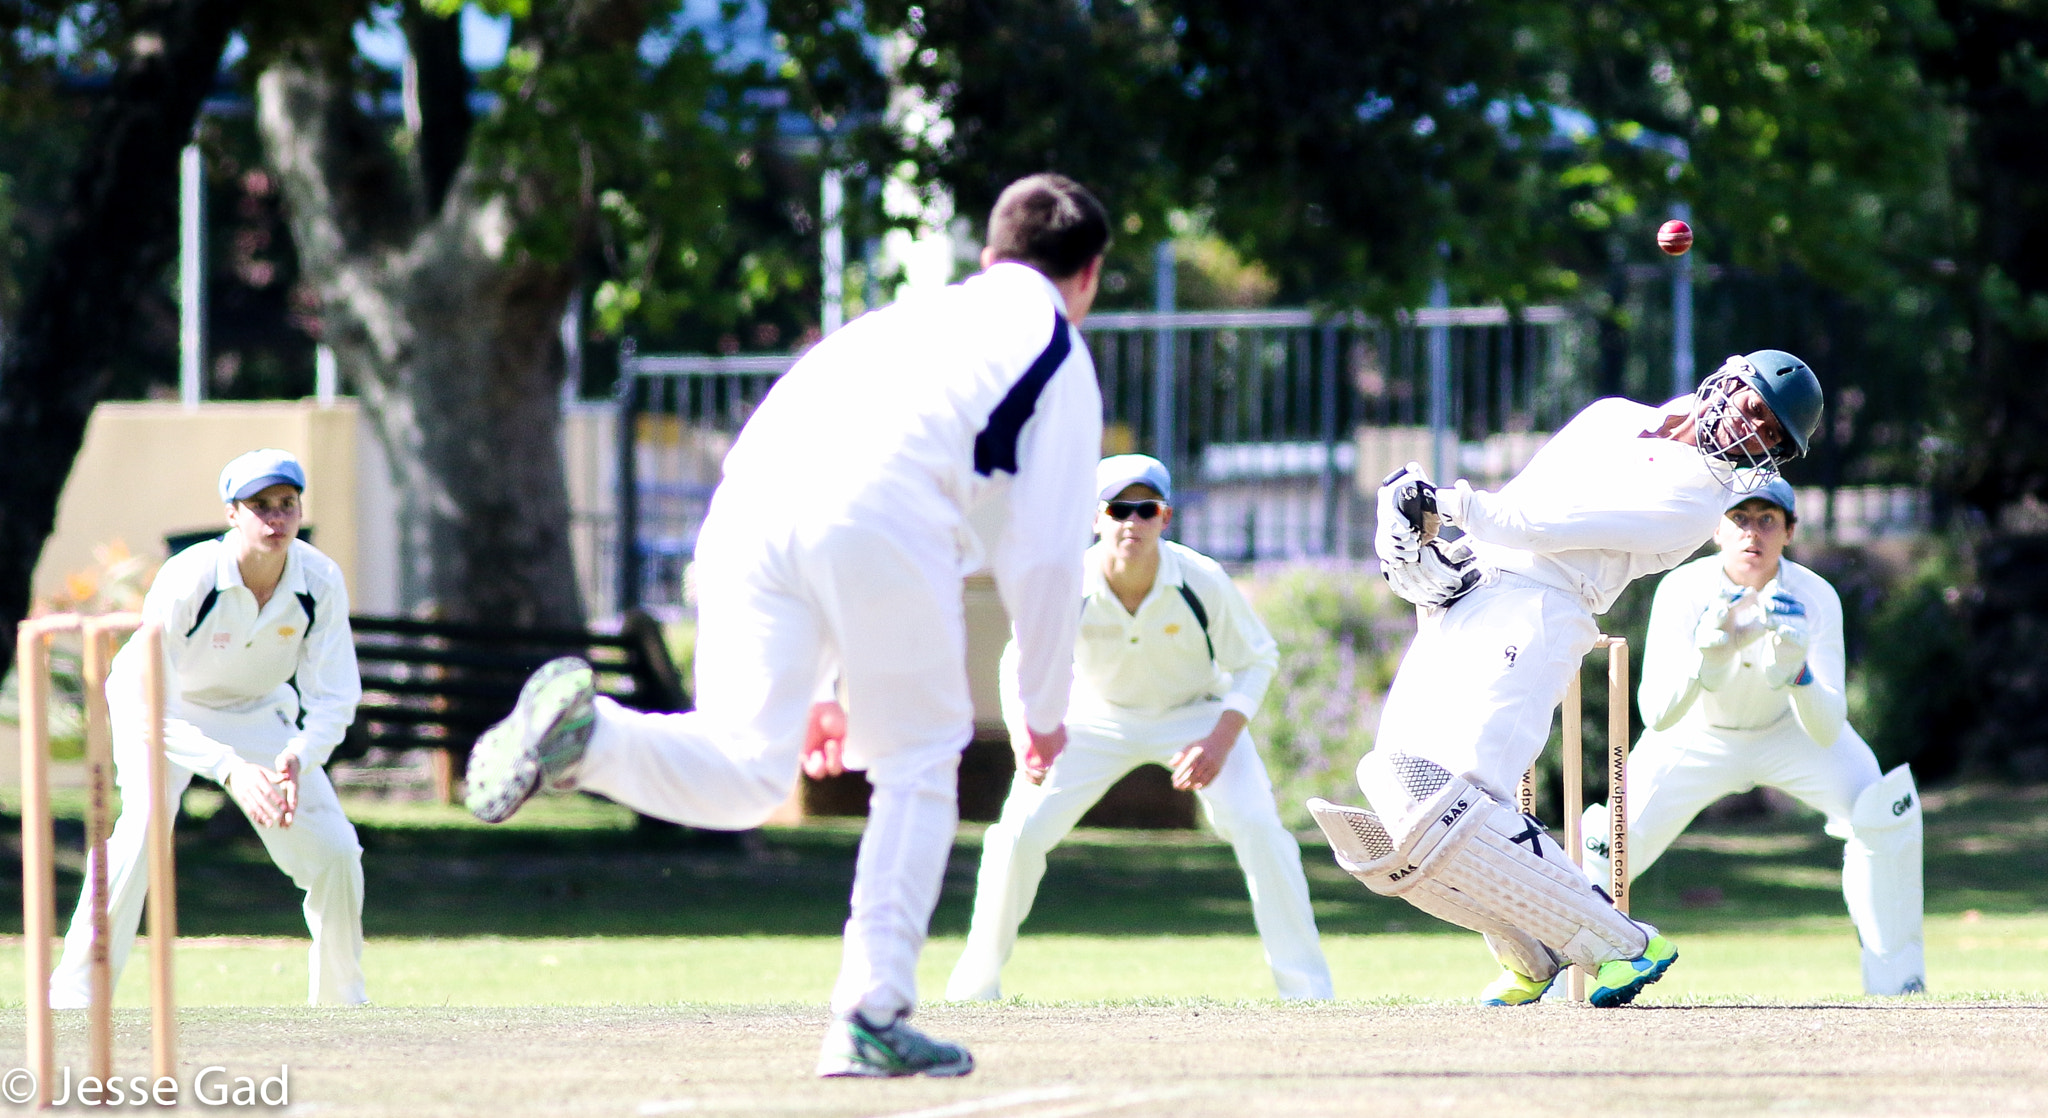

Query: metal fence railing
609;306;1589;615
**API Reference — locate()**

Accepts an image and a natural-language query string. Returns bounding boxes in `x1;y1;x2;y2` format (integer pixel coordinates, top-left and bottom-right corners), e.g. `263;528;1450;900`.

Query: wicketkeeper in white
1577;477;1924;995
1309;350;1824;1008
51;448;367;1007
464;174;1110;1079
947;454;1335;1002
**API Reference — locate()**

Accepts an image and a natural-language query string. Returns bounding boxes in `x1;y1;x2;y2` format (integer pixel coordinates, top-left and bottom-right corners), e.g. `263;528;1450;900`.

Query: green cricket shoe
1588;935;1679;1008
1480;967;1558;1007
816;1012;975;1079
465;657;597;824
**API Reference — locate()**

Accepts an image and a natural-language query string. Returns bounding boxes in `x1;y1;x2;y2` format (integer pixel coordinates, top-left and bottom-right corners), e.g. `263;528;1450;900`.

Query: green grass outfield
3;781;2046;1007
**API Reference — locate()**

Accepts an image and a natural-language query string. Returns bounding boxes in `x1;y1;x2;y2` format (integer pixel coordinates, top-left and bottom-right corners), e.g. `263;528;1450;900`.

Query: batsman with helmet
1311;350;1824;1007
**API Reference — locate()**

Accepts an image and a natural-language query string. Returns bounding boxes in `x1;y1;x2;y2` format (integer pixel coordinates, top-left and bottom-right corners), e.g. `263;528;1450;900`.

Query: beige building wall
33;400;360;606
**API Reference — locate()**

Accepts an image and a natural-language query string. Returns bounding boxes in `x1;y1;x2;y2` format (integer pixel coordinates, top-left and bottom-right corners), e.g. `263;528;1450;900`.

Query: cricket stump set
1520;634;1631;1003
16;613;176;1108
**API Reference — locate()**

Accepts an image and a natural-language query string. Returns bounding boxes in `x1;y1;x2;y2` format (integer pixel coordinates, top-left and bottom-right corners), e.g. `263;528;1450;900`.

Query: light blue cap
1096;454;1173;501
219;448;307;503
1728;477;1796;519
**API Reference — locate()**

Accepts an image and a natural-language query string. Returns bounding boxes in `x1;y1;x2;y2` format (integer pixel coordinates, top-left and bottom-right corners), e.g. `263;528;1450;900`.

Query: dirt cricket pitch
7;999;2047;1116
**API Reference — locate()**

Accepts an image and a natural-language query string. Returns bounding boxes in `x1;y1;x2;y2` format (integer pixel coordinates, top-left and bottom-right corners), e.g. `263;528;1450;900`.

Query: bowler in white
464;174;1112;1078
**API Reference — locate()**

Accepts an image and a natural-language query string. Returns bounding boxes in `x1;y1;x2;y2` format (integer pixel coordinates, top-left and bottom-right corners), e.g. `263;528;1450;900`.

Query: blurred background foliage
4;0;2048;776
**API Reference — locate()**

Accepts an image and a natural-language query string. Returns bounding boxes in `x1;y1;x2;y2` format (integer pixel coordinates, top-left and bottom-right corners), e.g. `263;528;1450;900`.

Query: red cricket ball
1658;219;1694;256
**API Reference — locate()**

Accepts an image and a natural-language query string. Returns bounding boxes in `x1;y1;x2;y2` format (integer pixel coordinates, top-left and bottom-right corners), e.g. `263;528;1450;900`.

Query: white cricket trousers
1374;574;1600;801
946;705;1334;1000
52;686;368;1007
575;497;975;1023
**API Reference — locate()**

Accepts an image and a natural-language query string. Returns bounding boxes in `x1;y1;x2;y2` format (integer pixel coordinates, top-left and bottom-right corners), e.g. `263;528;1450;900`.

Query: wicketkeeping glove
1759;578;1813;689
1384;536;1483;610
1376;462;1437;566
1693;585;1765;691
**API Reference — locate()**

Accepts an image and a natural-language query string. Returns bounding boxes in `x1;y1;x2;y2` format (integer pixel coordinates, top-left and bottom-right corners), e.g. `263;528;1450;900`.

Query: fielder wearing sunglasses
1104;499;1166;521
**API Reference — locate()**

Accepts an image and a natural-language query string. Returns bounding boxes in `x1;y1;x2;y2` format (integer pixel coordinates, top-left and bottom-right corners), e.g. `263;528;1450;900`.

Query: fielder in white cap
1577;477;1925;995
464;174;1112;1078
946;454;1334;1002
50;448;367;1007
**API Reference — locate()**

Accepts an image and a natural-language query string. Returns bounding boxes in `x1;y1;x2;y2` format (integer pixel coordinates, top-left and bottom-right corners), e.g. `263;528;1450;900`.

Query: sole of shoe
465;661;592;823
816;1056;974;1079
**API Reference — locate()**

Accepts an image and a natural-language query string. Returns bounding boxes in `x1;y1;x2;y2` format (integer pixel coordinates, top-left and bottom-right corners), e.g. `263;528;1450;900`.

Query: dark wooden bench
341;610;688;802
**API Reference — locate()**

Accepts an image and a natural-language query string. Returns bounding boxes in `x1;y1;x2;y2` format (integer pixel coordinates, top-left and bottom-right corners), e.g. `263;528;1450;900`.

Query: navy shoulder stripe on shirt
973;311;1072;477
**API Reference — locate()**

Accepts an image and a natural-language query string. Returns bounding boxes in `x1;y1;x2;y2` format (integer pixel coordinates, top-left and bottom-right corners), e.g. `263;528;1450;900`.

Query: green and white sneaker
465;658;597;824
1480;967;1558;1007
816;1012;975;1078
1588;935;1678;1008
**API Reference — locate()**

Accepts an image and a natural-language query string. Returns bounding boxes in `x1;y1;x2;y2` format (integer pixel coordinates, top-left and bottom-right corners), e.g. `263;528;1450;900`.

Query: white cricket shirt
1447;397;1732;614
113;537;362;779
1638;553;1849;747
718;262;1102;733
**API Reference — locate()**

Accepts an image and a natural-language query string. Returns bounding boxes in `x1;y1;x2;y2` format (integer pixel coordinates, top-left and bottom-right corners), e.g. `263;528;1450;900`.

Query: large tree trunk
0;0;245;680
253;3;634;628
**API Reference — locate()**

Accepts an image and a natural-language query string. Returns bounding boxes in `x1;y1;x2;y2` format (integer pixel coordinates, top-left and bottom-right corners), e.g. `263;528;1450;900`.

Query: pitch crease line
863;1084;1086;1118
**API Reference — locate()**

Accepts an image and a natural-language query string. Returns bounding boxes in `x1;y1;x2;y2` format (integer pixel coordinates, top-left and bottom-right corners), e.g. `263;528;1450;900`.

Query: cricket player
465;174;1110;1078
946;454;1335;1003
1576;478;1924;995
1309;350;1823;1008
51;448;367;1007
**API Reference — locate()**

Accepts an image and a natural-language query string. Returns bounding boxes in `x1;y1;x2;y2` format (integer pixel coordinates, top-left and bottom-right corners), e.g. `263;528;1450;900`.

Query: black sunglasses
1104;500;1164;521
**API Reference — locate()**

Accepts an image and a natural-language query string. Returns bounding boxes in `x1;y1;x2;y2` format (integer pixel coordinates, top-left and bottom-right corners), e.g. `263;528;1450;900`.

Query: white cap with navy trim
1096;454;1173;502
219;448;308;503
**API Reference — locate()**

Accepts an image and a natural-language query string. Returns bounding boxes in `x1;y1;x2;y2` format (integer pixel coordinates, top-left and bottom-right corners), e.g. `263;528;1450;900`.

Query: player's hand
1020;725;1066;785
271;751;301;828
1375;462;1435;565
1693;586;1752;690
226;760;290;828
1170;732;1236;792
1759;579;1812;689
801;701;849;779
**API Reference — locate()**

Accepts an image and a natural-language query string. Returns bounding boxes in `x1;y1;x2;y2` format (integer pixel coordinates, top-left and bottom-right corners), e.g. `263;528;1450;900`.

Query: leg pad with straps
1321;752;1651;971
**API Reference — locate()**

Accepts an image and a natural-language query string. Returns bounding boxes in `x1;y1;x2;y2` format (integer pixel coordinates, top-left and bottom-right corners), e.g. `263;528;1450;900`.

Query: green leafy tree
247;0;823;624
0;0;246;680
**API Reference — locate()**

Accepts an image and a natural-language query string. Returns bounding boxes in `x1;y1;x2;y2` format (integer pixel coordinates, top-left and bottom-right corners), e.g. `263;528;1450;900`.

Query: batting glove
1384;536;1483;610
1759;579;1813;689
1376;461;1435;566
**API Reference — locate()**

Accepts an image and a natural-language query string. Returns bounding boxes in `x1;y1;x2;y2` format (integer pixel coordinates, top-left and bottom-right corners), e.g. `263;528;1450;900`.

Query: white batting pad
1308;798;1559;981
1846;764;1925;995
1348;753;1652;971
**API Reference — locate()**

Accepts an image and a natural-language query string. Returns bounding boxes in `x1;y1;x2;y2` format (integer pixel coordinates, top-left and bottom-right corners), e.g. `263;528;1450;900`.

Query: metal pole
615;338;641;614
821;170;845;334
1318;322;1341;555
560;295;584;406
1671;202;1694;400
179;143;207;409
315;345;338;407
1151;240;1176;478
1427;244;1451;484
